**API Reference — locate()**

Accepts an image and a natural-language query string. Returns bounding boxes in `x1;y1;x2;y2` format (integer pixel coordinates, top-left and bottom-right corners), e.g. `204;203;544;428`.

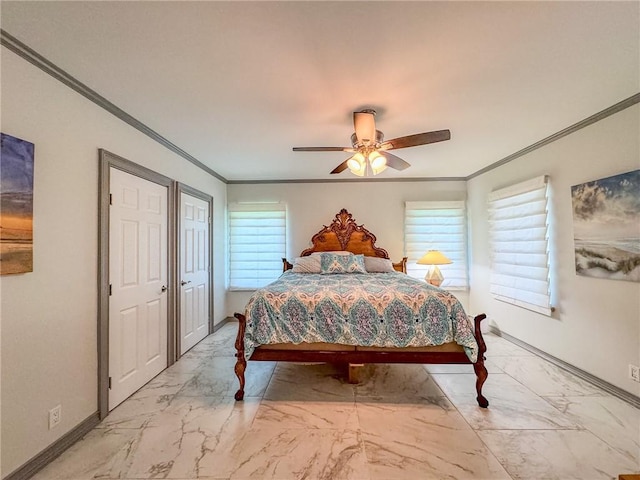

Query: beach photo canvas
1;133;35;275
571;169;640;282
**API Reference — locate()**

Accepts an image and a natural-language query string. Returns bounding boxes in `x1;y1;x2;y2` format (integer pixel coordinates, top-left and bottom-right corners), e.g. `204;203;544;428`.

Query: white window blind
404;201;468;289
488;176;552;315
228;203;286;290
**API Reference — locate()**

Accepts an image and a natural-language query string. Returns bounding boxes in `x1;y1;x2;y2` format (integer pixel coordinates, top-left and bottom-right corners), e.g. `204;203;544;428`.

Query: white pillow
310;251;353;256
291;255;322;273
364;256;395;273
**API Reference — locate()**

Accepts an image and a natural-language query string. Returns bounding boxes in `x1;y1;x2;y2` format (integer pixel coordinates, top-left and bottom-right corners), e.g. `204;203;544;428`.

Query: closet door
179;192;210;354
109;168;168;410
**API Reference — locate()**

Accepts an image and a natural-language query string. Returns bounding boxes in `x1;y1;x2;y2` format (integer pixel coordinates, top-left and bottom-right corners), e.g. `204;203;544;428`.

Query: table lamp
417;250;452;287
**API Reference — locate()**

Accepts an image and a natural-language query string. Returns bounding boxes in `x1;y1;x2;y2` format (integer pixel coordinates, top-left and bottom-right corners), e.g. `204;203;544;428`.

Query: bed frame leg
233;313;247;401
473;360;489;408
348;363;363;384
472;314;489;408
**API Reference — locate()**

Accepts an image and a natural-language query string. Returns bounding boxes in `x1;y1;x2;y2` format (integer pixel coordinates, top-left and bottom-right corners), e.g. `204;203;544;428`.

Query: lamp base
424;265;444;287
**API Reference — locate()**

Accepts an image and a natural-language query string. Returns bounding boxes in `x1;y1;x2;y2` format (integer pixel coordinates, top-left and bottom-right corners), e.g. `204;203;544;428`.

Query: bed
233;209;489;407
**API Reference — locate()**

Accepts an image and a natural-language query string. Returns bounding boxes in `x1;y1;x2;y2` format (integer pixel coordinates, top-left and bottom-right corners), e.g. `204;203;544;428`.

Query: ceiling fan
293;109;451;176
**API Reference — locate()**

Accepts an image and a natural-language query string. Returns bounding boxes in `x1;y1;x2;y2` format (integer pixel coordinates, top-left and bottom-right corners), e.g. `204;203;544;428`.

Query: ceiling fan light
347;155;362;171
369;151;387;170
347;152;365;170
347;152;366;176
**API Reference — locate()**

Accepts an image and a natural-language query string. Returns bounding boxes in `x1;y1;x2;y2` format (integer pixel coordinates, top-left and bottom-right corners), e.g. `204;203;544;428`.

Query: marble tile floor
32;322;639;480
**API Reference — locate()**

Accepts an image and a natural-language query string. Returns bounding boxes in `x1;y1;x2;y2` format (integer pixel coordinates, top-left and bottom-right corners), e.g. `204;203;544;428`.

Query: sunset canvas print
571;169;640;282
1;133;34;275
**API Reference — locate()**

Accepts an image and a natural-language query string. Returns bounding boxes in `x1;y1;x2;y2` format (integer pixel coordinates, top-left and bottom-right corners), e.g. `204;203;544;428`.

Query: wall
226;180;469;315
0;49;228;476
468;104;640;395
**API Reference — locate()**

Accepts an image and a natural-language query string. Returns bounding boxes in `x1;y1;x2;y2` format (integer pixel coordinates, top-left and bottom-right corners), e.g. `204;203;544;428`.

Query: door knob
180;280;191;286
161;285;168;292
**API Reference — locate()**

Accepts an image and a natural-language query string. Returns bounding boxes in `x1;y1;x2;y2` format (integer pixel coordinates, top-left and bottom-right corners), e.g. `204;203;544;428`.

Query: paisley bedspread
243;271;478;362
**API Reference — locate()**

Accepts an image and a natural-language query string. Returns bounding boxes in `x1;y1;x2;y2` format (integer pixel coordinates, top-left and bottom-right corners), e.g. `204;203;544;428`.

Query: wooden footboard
233;312;489;407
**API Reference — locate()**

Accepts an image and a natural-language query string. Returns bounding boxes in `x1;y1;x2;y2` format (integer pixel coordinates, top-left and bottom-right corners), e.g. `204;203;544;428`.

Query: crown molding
226;176;466;185
466;93;640;181
0;29;228;184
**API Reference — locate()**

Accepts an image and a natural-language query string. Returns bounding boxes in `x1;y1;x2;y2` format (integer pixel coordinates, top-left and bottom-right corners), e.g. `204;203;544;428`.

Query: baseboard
489;326;640;409
3;411;100;480
213;316;235;333
5;318;233;480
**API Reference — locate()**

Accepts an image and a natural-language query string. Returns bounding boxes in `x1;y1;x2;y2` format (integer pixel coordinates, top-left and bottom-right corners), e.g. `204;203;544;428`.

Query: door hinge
109;284;112;296
109;193;113;205
108;377;112;389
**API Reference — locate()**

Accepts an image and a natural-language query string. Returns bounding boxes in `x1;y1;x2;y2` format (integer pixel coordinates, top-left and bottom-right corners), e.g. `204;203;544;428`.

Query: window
488;175;552;315
404;201;468;289
228;203;286;290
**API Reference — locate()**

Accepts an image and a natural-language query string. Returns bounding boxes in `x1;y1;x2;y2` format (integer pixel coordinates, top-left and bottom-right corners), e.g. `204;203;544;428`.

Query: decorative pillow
364;256;395;273
319;253;366;274
291;256;322;273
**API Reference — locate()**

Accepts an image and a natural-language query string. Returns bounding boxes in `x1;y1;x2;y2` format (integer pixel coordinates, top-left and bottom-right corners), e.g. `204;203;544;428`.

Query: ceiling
2;1;638;182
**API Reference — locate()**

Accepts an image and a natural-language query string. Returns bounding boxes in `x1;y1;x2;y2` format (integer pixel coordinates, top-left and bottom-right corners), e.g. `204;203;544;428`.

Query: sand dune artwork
571;169;640;283
1;133;34;275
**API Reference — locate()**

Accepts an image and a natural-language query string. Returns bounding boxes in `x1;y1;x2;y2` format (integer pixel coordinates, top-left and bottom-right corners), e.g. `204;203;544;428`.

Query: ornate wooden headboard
284;209;407;273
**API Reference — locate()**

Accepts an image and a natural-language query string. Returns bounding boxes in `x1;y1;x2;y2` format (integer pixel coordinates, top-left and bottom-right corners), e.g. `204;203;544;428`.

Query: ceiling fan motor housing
351;130;384;148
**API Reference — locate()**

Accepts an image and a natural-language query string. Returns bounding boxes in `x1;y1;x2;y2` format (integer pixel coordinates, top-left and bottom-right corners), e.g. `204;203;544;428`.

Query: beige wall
226;180;469;315
467;104;640;395
0;49;228;476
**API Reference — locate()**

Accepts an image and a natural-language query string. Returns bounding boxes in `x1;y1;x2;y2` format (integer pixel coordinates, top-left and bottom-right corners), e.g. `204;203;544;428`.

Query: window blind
404;201;468;289
488;176;552;315
228;203;286;290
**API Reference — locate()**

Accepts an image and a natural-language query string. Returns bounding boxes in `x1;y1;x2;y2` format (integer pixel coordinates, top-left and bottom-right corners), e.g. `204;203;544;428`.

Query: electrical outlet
49;405;61;430
629;364;640;383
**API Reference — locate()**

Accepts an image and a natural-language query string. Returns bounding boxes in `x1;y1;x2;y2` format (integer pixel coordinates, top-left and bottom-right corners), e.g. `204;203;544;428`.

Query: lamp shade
417;250;452;266
347;153;366;176
368;151;387;175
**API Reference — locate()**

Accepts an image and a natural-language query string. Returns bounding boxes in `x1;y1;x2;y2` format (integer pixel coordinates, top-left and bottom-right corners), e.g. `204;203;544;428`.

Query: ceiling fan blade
330;159;350;174
380;151;411;171
353;111;376;145
293;147;351;152
381;129;451;150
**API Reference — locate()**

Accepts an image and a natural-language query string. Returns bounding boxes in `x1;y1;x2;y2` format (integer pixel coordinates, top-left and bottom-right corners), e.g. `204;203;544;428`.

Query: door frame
98;149;176;420
175;183;214;356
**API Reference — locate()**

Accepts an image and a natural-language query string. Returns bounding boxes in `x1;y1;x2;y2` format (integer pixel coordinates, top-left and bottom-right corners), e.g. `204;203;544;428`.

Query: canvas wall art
571;169;640;282
1;133;35;275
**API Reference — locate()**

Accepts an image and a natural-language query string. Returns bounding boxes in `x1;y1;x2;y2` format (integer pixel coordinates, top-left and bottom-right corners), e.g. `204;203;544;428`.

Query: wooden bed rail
233;312;489;407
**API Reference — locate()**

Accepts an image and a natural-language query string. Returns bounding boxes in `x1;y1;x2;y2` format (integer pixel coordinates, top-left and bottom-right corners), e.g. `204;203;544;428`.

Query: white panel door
180;192;210;354
109;168;168;410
